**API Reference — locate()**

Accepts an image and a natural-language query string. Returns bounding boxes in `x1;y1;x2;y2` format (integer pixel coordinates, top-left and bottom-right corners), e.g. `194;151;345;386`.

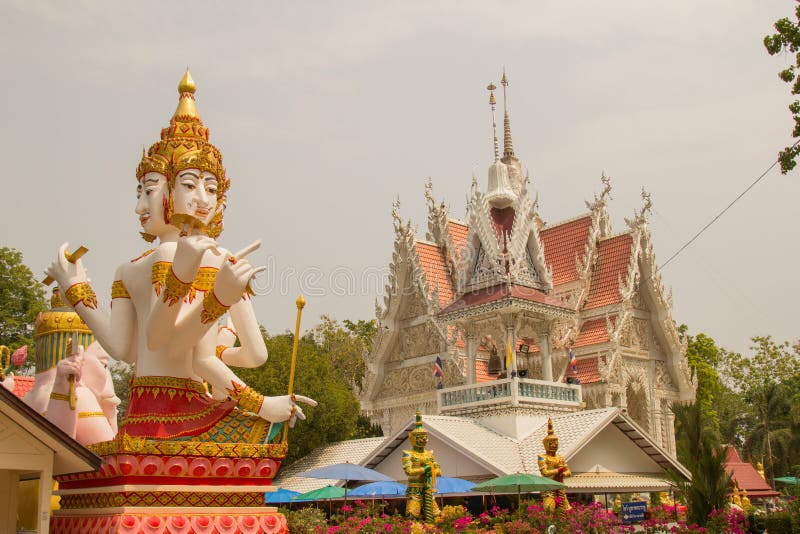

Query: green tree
0;247;46;371
233;320;380;466
670;401;731;527
765;2;800;173
313;315;375;392
718;337;800;482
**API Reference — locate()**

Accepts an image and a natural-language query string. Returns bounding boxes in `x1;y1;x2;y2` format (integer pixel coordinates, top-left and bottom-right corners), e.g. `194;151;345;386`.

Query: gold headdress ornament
409;409;428;447
542;417;558;448
136;69;230;238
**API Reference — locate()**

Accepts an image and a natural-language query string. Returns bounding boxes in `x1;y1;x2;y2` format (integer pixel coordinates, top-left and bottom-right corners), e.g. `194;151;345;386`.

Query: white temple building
275;73;695;495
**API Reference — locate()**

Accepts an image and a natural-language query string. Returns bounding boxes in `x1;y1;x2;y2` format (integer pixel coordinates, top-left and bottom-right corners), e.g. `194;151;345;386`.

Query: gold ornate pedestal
51;435;288;533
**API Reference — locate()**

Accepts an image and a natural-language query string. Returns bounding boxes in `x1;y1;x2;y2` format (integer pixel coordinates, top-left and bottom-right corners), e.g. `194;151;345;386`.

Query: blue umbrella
348;481;407;498
265;488;301;503
435;476;476;495
298;463;394;501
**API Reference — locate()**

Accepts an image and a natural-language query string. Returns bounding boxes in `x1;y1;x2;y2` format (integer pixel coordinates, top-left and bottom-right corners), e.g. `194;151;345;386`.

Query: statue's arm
146;239;216;351
537;456;559;478
45;248;136;364
215;298;267;368
192;336;315;424
402;454;424;477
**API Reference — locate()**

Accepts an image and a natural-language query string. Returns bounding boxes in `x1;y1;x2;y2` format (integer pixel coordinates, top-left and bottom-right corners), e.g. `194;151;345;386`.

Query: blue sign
621;501;647;523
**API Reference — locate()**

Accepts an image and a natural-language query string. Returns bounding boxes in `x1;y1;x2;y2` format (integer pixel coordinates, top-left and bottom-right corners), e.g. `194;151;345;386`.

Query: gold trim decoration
227;383;263;415
151;261;171;296
163;266;192;306
50;392;71;402
216;345;228;359
201;291;229;324
78;411;106;418
131;248;157;263
111;280;131;299
64;282;97;310
33;313;92;338
59;489;265;509
87;433;287;459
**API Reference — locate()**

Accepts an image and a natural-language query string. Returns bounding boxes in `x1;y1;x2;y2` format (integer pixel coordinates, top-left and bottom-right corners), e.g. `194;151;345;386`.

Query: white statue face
172;168;219;227
136;172;171;237
81;343;120;413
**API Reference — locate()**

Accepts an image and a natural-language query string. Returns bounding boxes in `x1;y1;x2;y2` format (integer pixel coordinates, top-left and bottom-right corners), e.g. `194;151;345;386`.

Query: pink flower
327;527;340;534
11;345;27;366
341;505;353;513
383;523;393;531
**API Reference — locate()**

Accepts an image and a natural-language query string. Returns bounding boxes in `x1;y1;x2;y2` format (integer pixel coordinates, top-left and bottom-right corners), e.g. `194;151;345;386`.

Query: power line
659;141;800;271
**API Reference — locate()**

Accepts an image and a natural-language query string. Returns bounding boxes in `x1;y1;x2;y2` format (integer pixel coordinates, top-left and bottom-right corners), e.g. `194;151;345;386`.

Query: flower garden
281;497;800;534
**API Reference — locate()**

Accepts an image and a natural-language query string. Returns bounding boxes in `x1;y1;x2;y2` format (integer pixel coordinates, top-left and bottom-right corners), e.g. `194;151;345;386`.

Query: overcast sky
1;1;797;355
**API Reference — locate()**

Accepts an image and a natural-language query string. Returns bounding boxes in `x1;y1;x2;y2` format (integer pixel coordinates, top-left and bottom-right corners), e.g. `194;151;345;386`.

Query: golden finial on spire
487;82;499;161
178;68;196;94
174;68;200;119
501;68;516;161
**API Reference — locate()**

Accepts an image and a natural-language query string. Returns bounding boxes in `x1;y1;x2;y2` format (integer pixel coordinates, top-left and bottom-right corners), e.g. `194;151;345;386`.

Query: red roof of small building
11;375;35;398
574;316;616;348
724;448;780;499
541;215;594;286
583;233;634;310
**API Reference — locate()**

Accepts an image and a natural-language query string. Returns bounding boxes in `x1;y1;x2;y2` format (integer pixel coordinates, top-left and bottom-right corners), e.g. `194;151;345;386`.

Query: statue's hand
45;242;88;290
173;235;218;282
55;352;83;391
258;394;317;427
214;242;265;306
217;317;237;347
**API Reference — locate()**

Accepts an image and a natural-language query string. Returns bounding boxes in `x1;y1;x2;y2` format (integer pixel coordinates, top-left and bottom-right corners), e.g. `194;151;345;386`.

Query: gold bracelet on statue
111;279;131;299
216;345;228;360
227;383;264;414
163;266;192;306
50;392;71;402
65;282;97;310
78;411;105;419
201;291;229;324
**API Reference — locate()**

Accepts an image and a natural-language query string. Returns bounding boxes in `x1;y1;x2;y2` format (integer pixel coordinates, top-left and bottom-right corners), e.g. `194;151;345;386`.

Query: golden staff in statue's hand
64;333;81;410
42;246;89;286
281;294;306;444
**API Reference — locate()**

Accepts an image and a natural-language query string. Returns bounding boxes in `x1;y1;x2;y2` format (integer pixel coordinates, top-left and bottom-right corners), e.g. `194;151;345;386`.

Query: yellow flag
506;336;513;369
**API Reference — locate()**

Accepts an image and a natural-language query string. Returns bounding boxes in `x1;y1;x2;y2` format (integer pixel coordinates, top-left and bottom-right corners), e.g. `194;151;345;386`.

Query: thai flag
570;350;577;372
433;355;445;378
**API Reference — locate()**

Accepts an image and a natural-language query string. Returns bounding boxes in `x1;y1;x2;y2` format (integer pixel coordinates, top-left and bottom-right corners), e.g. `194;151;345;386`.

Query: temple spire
488;83;499;161
501;69;517;162
173;68;200;119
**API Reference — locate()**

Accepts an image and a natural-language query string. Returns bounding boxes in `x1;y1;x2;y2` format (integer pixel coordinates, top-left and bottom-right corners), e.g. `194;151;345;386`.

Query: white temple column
465;327;478;384
540;332;553;382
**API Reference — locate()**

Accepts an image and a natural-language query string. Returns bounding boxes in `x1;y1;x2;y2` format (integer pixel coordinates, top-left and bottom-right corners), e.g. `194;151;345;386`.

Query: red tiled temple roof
475;360;498;383
583;234;634;310
563;355;604;384
541;215;593;286
416;242;454;308
440;283;571;316
724;448;780;499
574;316;616;348
12;375;35;398
446;220;469;257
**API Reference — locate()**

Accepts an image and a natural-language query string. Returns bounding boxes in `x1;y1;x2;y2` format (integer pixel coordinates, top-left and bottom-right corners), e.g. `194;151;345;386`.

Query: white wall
373;433;493;481
569;424;661;473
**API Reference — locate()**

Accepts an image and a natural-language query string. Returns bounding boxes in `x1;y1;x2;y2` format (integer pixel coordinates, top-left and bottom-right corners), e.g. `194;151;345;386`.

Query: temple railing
436;377;581;414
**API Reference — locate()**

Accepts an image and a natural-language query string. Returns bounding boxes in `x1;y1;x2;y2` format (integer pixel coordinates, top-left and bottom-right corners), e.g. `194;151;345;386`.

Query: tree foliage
669;401;731;527
765;2;800;173
0;247;45;370
234;317;380;466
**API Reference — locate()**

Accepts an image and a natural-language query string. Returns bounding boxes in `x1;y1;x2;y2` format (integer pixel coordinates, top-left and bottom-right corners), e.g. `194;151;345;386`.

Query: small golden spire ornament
487;82;499;161
501;68;516;162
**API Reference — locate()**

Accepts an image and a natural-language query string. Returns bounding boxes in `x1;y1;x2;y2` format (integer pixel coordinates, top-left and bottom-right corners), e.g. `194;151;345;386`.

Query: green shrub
285;506;328;534
764;511;793;533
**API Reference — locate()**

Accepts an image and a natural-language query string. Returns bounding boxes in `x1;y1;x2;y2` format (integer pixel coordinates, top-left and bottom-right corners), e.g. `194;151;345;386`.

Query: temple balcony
436;376;582;416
